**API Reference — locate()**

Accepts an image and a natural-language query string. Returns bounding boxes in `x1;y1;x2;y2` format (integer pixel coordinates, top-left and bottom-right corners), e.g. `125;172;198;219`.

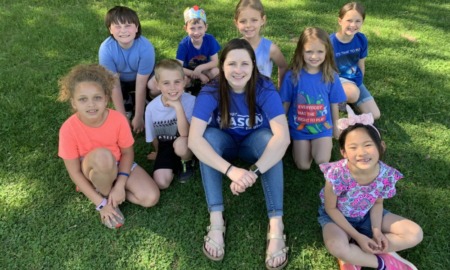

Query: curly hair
58;64;116;102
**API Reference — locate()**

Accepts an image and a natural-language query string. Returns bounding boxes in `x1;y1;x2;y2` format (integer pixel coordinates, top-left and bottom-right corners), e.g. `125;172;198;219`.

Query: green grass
0;0;449;269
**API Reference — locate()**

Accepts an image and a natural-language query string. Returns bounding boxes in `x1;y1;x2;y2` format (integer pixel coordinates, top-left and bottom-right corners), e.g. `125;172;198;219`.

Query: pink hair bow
337;105;378;136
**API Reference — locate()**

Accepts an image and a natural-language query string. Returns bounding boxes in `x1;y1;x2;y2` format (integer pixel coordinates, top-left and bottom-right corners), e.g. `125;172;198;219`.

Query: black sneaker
178;159;195;183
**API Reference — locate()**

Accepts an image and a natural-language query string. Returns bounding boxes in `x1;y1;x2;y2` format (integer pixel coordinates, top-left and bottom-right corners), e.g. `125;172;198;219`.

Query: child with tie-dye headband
176;5;221;95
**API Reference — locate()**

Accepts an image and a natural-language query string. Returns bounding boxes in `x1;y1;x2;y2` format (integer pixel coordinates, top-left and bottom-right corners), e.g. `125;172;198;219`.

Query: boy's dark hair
154;59;185;82
338;124;384;158
105;6;142;39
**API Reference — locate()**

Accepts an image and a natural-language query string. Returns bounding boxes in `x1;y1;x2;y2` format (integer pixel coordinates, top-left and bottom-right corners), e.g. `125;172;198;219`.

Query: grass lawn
0;0;449;269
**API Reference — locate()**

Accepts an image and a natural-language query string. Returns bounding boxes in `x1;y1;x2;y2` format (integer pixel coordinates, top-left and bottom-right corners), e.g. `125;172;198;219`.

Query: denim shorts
340;77;373;106
318;206;389;238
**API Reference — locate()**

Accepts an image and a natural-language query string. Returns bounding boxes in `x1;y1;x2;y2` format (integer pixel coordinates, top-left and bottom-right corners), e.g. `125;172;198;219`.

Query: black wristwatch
249;164;261;177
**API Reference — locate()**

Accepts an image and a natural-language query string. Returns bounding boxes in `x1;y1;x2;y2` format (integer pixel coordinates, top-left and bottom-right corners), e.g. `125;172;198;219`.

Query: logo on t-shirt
216;112;263;130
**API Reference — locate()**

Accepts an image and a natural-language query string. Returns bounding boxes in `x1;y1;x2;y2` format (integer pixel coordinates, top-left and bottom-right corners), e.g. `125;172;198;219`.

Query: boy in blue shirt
99;6;159;133
176;5;220;95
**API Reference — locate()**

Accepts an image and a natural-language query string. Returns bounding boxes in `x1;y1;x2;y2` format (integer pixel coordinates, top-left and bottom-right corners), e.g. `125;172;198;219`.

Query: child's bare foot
147;151;157;160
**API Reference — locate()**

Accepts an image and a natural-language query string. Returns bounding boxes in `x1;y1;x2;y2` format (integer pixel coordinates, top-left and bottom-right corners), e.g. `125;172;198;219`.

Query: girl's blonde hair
290;27;338;85
58;64;116;102
234;0;265;21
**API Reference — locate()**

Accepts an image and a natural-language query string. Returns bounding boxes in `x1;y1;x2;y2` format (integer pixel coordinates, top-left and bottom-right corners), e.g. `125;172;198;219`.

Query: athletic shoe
379;252;417;270
338;258;361;270
178;159;195;183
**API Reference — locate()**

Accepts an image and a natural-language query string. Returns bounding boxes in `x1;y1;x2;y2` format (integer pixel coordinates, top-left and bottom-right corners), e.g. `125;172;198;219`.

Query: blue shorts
340;77;373;106
318;206;389;238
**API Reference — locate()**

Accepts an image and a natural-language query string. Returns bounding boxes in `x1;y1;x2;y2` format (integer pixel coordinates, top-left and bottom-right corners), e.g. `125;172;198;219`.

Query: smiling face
338;9;364;37
223;49;253;93
157;68;186;102
71;81;109;125
184;20;207;44
235;7;265;40
109;22;138;49
303;38;326;74
341;128;381;173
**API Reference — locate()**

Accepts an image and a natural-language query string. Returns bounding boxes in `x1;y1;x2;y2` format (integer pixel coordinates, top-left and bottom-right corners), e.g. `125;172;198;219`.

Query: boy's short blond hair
154;59;185;82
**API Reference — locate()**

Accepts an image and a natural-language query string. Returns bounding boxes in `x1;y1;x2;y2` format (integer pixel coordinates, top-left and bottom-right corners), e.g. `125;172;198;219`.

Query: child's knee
210;67;219;78
140;190;160;208
90;148;115;171
314;157;330;166
408;223;423;246
147;77;160;97
343;84;360;103
154;172;173;190
372;109;381;120
325;238;349;259
295;160;311;170
173;137;189;156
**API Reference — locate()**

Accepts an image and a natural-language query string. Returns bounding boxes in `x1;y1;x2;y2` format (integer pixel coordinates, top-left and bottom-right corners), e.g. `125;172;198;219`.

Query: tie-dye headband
184;5;207;24
337;105;381;138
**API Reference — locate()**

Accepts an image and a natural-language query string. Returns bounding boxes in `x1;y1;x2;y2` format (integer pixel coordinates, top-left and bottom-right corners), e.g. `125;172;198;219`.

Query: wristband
225;164;233;176
117;172;130;178
96;198;107;211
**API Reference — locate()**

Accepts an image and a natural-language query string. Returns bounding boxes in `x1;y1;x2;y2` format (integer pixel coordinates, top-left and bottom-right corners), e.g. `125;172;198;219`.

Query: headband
184;5;207;24
337;105;381;138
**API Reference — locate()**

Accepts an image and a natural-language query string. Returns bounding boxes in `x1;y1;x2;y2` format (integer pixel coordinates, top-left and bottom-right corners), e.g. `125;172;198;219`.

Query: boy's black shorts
153;139;182;174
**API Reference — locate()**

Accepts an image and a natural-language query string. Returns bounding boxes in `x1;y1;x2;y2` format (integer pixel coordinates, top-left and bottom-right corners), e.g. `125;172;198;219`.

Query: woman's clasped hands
227;166;258;195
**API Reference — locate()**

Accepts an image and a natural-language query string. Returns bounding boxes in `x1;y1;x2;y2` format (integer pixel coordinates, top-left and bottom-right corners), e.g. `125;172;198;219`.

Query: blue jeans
200;127;284;218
